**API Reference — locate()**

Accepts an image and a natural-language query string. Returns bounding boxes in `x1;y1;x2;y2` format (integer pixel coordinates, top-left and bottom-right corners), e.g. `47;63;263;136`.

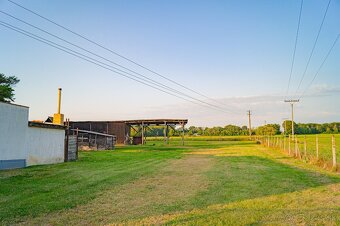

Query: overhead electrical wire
0;10;239;114
0;20;235;114
285;0;303;99
299;33;339;100
7;0;228;108
294;0;332;97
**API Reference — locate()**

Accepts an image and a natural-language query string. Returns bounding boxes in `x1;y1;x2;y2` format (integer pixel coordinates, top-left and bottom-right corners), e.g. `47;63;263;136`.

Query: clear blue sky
0;0;339;127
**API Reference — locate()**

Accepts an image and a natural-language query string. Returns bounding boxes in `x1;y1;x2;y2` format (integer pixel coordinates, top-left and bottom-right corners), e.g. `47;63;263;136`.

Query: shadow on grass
161;154;340;213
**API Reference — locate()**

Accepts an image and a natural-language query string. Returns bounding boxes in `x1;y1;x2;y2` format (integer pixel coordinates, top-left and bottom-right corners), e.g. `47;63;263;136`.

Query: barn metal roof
70;119;188;126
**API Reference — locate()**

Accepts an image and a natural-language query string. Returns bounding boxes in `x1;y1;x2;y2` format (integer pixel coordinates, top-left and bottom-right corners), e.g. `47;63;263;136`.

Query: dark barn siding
70;121;130;144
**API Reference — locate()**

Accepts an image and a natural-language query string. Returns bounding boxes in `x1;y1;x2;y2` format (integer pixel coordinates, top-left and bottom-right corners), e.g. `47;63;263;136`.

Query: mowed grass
0;140;339;225
268;134;340;169
0;145;184;224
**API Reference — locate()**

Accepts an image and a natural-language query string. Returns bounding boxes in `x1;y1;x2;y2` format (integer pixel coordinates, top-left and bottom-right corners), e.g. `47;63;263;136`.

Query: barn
69;119;188;145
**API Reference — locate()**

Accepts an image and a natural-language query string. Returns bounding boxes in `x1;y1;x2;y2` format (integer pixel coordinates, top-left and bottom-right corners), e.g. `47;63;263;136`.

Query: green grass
0;140;339;225
0;147;182;224
264;134;340;169
295;134;340;161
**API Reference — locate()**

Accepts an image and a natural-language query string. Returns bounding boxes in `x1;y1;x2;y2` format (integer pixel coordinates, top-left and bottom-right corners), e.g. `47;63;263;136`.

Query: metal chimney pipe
57;88;62;114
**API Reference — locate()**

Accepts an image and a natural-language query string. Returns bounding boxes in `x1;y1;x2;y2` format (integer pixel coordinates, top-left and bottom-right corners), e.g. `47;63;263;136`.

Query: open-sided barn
69;119;188;145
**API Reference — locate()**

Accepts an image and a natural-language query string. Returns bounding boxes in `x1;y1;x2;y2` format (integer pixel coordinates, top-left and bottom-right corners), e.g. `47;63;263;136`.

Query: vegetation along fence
255;134;339;171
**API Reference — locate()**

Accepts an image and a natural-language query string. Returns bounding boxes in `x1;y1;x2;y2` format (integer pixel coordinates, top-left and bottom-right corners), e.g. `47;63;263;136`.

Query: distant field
146;135;250;142
149;134;339;164
0;140;339;225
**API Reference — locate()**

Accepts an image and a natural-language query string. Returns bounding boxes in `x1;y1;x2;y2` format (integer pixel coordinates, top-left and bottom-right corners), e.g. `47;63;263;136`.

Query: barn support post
141;122;144;145
89;134;91;148
95;134;98;150
164;122;167;145
181;122;185;146
167;125;170;144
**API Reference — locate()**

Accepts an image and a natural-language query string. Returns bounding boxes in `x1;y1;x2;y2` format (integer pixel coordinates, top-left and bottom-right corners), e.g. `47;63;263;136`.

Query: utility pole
284;99;299;140
247;110;252;138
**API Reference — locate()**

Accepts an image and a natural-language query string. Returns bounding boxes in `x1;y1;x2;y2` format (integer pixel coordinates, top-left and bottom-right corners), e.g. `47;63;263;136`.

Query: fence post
316;135;319;160
304;135;307;158
288;134;291;155
283;136;285;151
297;137;302;159
267;136;269;147
332;135;336;170
295;136;298;157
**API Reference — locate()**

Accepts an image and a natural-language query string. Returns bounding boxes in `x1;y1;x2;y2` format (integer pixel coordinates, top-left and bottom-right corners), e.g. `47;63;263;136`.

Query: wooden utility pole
247;110;252;139
284;99;299;140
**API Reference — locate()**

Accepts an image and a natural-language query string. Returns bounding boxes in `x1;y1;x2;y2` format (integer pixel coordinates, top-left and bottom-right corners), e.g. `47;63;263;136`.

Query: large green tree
282;120;298;135
0;73;20;102
255;124;281;136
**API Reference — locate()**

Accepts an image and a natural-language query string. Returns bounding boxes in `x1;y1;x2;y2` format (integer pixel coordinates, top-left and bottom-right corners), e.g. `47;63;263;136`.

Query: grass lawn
295;134;340;162
266;134;340;169
0;140;339;225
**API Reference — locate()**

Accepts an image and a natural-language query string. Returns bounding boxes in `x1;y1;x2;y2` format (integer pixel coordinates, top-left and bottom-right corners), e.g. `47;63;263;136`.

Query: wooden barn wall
70;122;129;144
107;123;129;144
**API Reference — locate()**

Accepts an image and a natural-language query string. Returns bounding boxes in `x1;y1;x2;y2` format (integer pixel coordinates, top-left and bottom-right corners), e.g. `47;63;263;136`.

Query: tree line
186;121;340;136
130;121;340;137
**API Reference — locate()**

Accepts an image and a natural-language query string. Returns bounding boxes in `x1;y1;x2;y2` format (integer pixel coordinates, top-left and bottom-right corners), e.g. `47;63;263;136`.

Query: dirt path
19;154;215;225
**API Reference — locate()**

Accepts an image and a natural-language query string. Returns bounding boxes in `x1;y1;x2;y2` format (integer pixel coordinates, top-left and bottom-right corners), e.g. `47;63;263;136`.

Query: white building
0;102;66;169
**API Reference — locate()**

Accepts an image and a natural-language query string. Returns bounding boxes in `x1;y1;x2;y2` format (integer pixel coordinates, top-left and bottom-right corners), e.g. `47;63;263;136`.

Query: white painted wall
26;126;65;166
0;102;28;161
1;102;66;168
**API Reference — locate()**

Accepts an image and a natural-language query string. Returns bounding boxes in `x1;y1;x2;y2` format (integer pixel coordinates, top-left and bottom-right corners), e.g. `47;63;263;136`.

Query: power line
0;11;238;114
285;0;303;99
0;20;234;114
7;0;228;107
299;33;340;99
294;0;332;97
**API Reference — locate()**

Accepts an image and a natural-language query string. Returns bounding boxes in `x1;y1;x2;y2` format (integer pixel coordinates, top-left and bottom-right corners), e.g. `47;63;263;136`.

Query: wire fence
255;134;338;172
